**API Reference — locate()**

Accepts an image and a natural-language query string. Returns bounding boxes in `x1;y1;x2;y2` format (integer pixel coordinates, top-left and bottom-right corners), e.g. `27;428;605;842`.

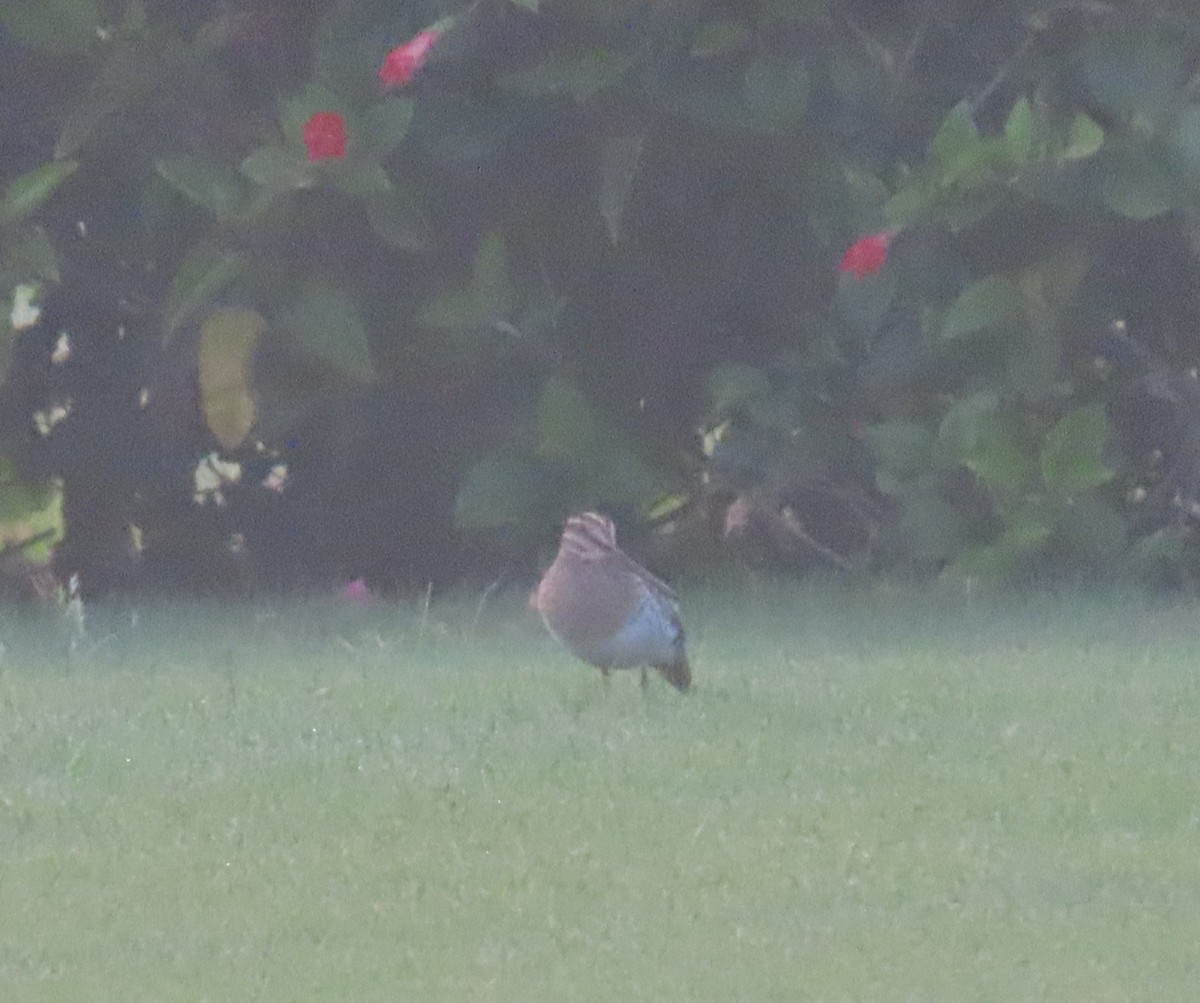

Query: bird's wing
610;549;678;607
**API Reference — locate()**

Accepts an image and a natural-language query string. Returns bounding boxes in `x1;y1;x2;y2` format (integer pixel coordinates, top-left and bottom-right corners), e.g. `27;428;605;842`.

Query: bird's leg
640;667;648;689
601;666;612;687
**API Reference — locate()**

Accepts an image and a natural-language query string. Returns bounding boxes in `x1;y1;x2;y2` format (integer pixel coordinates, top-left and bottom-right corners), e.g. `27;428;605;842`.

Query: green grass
1;584;1198;1001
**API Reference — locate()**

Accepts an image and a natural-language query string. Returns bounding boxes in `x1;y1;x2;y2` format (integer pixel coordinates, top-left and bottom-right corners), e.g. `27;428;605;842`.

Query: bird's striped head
557;511;618;559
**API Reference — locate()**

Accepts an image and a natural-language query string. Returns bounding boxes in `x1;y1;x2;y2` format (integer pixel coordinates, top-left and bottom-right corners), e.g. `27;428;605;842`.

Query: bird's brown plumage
533;513;691;691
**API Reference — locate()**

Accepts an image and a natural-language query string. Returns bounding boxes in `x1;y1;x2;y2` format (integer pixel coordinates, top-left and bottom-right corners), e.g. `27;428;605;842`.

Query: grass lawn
1;583;1198;1001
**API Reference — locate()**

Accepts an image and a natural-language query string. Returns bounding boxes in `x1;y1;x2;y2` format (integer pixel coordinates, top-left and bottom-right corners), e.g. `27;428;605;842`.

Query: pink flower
303;111;346;161
379;29;441;88
341;578;371;603
839;230;893;279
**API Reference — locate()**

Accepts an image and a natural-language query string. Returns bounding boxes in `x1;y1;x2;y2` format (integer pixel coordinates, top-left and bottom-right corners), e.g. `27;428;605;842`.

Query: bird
531;512;691;691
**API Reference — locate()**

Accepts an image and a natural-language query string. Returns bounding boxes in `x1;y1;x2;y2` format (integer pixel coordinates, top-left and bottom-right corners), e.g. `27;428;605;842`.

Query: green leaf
364;187;430;252
894;479;969;561
947;509;1052;580
278;289;373;381
863;422;934;478
1063;113;1104;161
533;377;658;505
55;43;150;158
0;460;63;563
967;432;1034;497
537;377;602;459
834;261;898;336
0;461;55;520
1040;404;1113;497
165;242;244;336
0;161;79;224
706;363;773;416
841;167;891;228
935;391;1001;465
883;176;936;229
931;102;979;167
417;232;510;334
930;106;1007;190
456;453;547;529
589;443;658;507
154;156;247;219
743;58;809;130
360;99;415;157
941;275;1023;340
239;145;316;191
198;308;264;450
1004;98;1034;164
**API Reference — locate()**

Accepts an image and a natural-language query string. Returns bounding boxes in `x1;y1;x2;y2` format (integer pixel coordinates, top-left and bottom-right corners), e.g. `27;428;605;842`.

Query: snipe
532;512;691;691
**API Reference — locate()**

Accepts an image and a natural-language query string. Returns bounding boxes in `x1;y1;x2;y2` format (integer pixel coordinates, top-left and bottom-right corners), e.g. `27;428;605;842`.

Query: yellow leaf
198;308;264;450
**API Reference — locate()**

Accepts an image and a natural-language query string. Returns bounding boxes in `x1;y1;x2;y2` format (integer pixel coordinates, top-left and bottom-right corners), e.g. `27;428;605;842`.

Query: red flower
302;111;346;161
839;230;893;279
379;29;441;88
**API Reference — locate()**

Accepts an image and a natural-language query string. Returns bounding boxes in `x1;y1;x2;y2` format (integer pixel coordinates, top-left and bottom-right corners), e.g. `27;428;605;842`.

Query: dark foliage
4;0;1200;595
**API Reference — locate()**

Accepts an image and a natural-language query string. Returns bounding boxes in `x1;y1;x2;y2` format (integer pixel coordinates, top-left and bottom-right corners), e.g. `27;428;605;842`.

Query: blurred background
4;0;1200;599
